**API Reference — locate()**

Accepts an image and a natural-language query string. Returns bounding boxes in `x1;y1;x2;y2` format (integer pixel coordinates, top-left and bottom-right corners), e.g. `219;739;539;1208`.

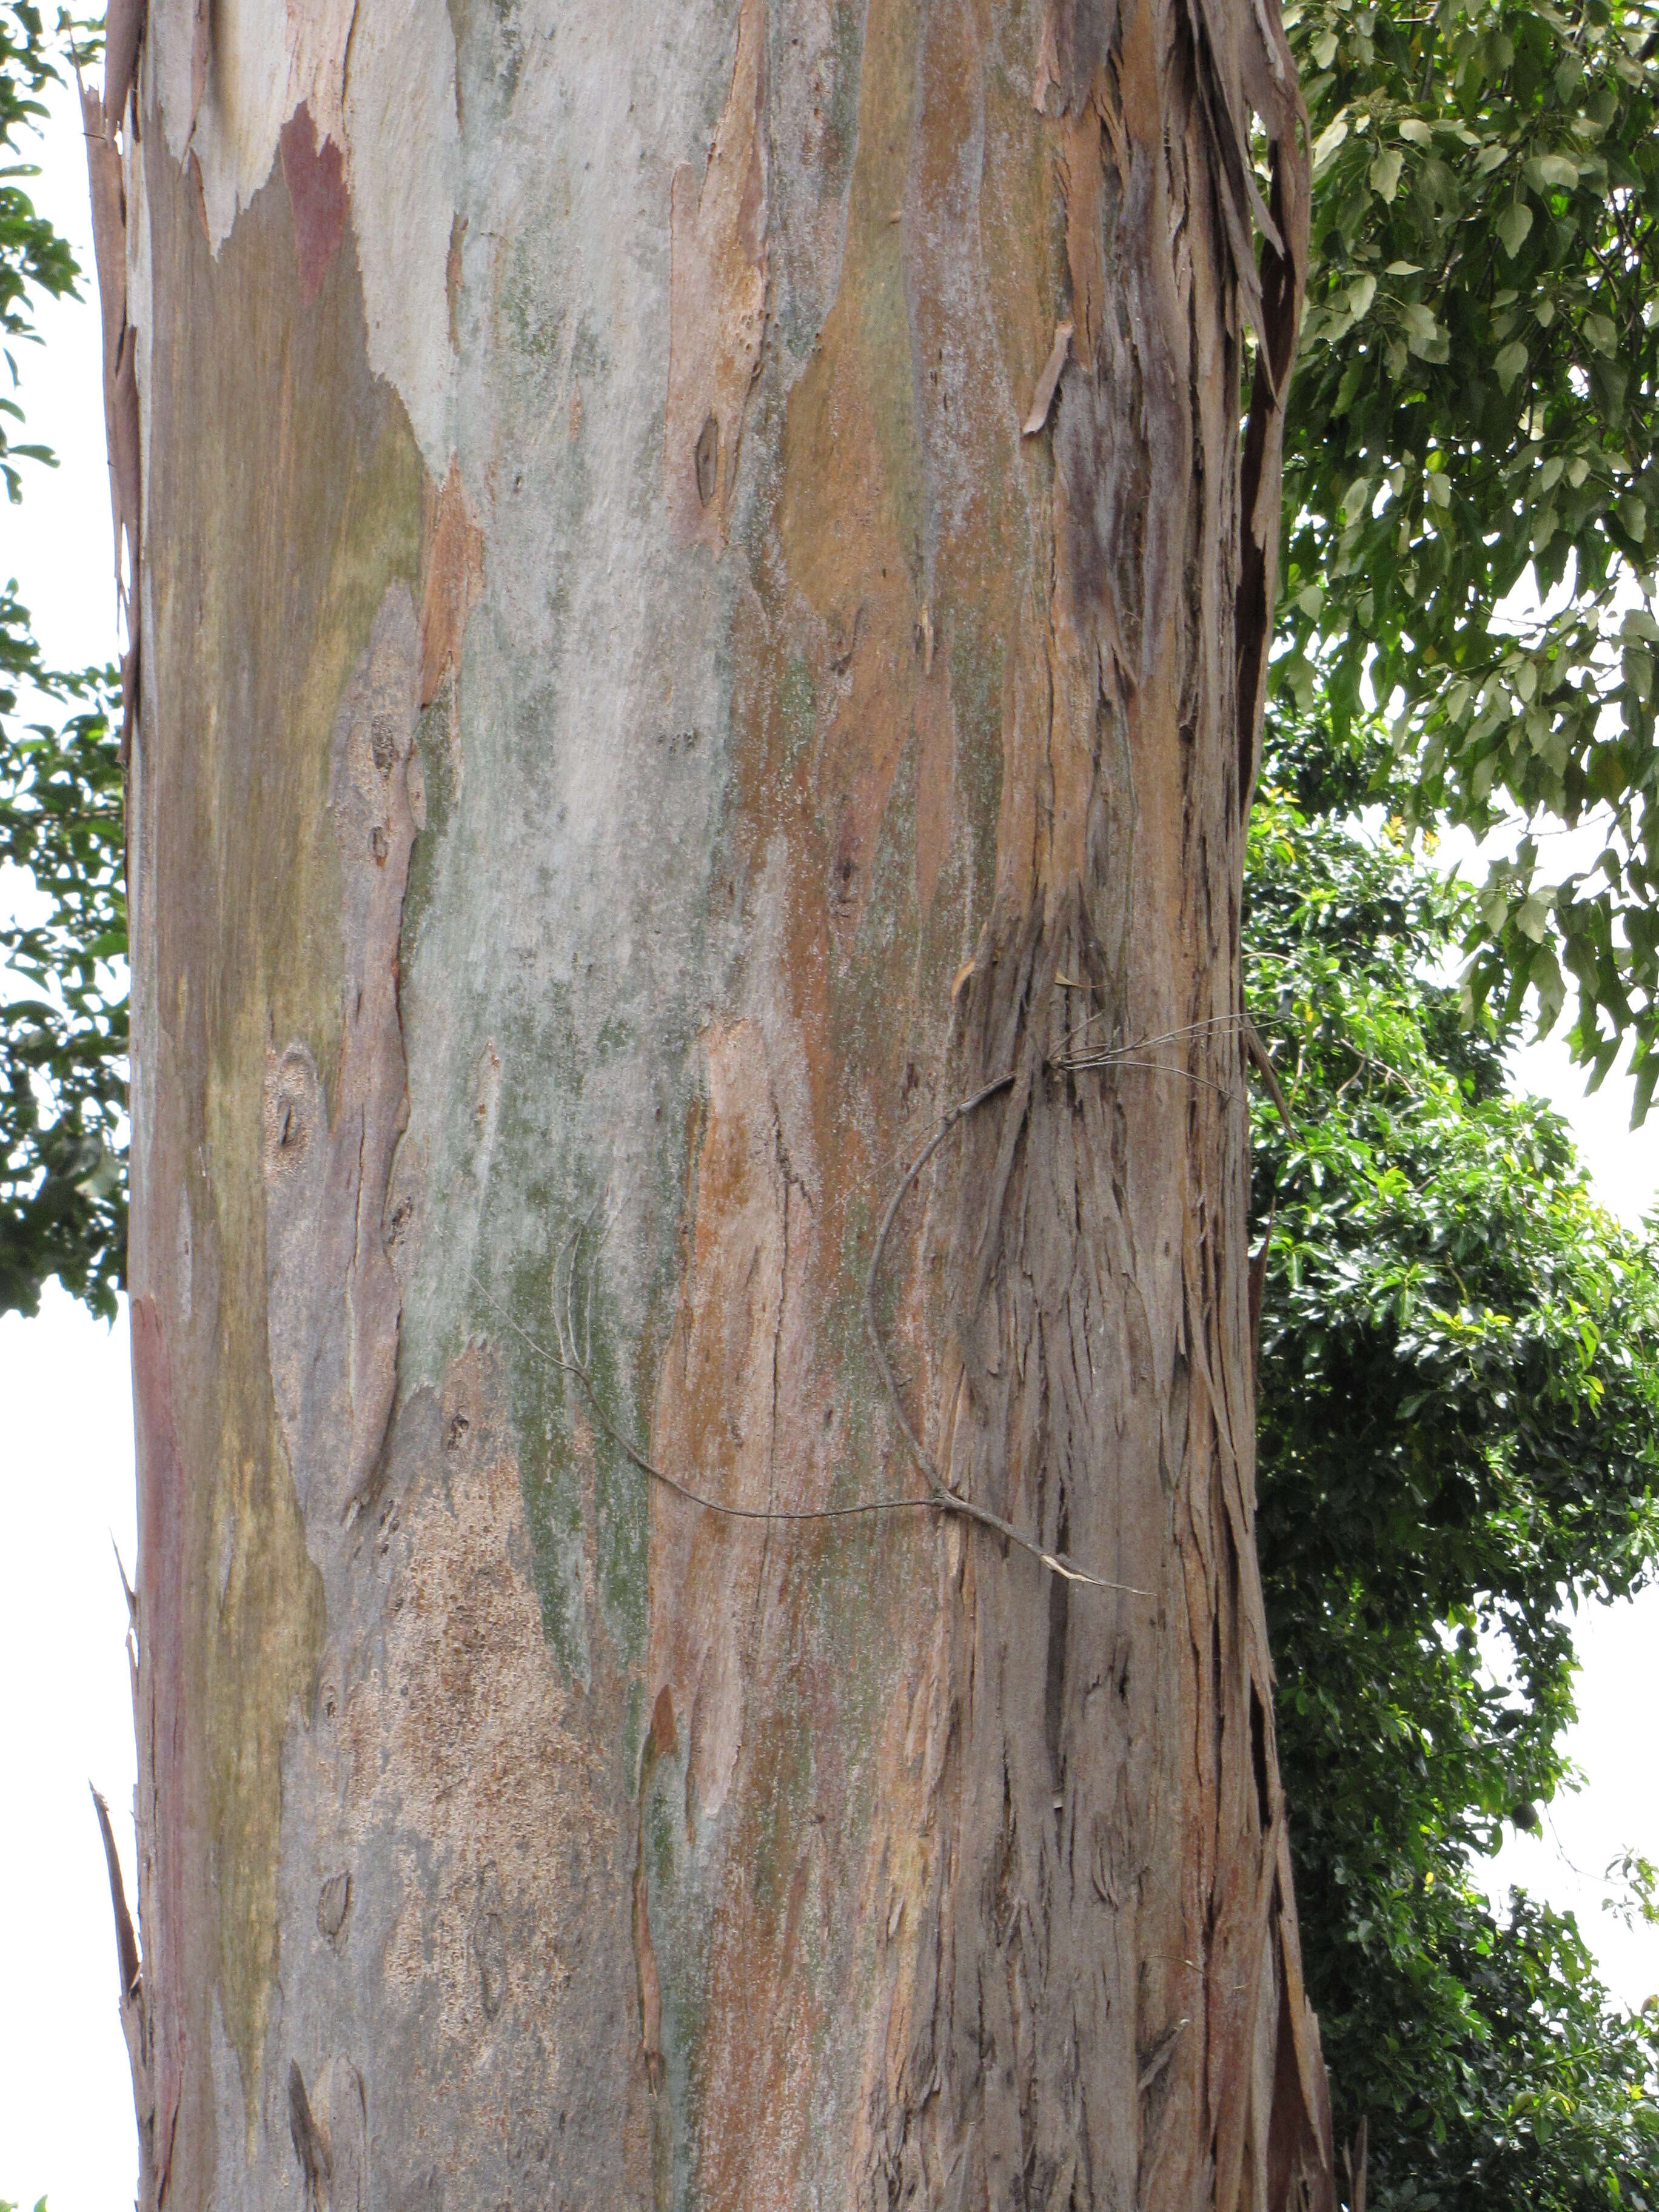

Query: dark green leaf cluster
1284;0;1659;1099
0;2;77;500
0;6;126;1319
0;626;125;1320
1248;781;1659;2207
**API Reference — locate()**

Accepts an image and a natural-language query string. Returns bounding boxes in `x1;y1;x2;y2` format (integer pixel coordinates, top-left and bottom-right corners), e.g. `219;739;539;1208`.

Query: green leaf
1313;111;1352;171
1495;338;1529;390
1496;200;1535;255
1584;312;1618;356
1371;147;1406;200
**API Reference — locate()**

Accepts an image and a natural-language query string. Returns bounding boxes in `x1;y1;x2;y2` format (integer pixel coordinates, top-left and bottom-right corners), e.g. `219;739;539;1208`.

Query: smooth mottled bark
96;0;1335;2205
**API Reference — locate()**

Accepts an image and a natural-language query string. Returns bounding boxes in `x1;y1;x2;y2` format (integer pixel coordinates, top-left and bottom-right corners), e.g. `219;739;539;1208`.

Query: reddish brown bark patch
280;104;349;308
419;459;486;705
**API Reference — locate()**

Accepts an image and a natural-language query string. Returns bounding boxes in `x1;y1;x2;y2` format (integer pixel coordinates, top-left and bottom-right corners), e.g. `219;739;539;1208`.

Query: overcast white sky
1;72;1655;2212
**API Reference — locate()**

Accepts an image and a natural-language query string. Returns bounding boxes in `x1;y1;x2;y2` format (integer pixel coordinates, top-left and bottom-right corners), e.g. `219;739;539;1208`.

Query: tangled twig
1242;1014;1296;1131
472;1008;1284;1597
472;1244;942;1529
860;1072;1148;1591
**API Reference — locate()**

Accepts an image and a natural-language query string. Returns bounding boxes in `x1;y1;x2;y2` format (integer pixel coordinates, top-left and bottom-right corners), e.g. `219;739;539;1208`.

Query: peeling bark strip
92;1786;158;2212
126;0;1329;2202
664;0;768;546
1022;320;1074;435
102;0;146;129
81;41;141;755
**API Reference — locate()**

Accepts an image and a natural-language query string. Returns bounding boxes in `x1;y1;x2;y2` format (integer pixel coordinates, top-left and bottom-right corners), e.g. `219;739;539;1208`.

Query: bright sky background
1;70;1656;2212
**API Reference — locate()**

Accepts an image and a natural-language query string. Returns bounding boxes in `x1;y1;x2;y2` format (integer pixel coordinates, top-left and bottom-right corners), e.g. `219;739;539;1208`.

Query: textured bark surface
112;0;1335;2205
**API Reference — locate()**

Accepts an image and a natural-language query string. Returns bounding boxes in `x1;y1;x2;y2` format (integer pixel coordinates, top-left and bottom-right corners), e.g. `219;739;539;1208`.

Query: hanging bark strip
80;38;140;759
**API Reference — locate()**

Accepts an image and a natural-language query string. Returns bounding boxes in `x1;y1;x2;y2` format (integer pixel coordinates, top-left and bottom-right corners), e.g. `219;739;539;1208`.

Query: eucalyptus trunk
91;0;1336;2204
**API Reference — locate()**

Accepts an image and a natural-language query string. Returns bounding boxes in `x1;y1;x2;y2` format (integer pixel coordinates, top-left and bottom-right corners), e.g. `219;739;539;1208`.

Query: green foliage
0;5;126;1319
1283;0;1659;1102
1249;778;1659;2208
1;640;126;1319
0;3;75;502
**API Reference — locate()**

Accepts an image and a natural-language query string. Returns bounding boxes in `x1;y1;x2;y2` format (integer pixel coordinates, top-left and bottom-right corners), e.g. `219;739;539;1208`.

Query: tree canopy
1248;765;1659;2208
1282;0;1659;1104
0;657;124;1319
0;3;122;1321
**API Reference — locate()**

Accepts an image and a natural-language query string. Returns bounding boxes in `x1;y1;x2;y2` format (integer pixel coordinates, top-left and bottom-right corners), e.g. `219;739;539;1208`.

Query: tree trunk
95;0;1335;2204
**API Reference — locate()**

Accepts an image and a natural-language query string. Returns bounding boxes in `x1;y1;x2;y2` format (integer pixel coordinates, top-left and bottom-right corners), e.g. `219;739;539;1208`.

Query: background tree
1281;0;1659;1101
0;3;123;1321
1249;744;1659;2209
1;664;126;1317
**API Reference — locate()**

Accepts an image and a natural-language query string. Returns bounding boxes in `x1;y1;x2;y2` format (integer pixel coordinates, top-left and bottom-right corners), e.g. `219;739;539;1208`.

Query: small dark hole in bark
1249;1681;1272;1832
447;1411;470;1451
695;413;720;505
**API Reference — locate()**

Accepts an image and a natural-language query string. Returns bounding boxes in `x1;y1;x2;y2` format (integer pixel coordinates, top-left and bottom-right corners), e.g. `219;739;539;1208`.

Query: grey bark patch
324;2056;367;2212
260;1342;646;2212
264;585;423;1530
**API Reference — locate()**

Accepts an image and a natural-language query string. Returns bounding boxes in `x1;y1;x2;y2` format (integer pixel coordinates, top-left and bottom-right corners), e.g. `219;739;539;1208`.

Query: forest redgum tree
90;0;1344;2206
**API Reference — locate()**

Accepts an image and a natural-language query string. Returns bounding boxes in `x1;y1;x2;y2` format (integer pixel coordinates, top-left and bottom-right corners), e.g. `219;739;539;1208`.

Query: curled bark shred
90;1786;157;2212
